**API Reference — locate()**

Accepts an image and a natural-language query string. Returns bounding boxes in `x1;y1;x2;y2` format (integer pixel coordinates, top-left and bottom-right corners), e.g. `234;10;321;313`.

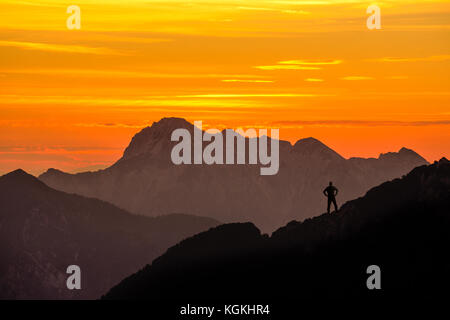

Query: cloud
305;78;324;82
370;55;450;63
0;145;121;154
266;1;331;5
386;76;409;80
0;94;267;110
175;93;322;98
0;40;127;55
2;1;64;8
237;6;309;14
341;76;374;80
221;79;274;83
254;65;321;70
279;59;342;65
1;68;268;80
75;123;147;129
255;58;342;71
270;120;450;128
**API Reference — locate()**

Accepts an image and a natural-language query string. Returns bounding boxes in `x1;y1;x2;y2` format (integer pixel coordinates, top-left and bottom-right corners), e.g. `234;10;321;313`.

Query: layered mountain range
0;170;219;299
40;117;428;232
103;158;450;300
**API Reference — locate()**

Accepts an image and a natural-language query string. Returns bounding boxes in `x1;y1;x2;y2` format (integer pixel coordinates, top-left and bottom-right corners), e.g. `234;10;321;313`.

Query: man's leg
327;198;331;214
332;198;338;212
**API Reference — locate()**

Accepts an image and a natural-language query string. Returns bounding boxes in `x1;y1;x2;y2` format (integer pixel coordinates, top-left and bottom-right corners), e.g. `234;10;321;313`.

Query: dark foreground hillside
103;158;450;300
0;170;219;299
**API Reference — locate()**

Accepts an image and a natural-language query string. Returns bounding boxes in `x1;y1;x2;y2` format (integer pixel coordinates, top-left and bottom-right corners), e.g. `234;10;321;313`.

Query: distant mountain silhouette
0;169;219;299
103;158;450;300
40;117;428;232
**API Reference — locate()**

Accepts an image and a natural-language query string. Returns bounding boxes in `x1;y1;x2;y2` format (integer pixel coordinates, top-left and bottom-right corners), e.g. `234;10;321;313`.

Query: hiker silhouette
323;181;338;214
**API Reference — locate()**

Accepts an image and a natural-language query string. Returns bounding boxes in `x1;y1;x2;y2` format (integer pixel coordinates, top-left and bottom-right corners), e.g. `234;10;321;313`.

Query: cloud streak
175;93;323;98
271;120;450;128
254;65;321;70
279;59;342;65
341;76;374;80
370;55;450;63
221;79;274;83
305;78;324;82
0;40;127;55
255;58;342;71
1;68;269;80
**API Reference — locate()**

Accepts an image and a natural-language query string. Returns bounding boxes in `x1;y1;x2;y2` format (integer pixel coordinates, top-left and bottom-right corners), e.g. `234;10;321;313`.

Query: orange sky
0;0;449;175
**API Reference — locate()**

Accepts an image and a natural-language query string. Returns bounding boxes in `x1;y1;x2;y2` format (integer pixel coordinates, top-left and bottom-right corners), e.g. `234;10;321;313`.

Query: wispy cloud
305;78;324;82
221;79;274;83
75;123;147;129
386;76;409;80
279;59;342;65
369;55;450;63
2;1;65;8
237;6;309;14
255;58;342;71
0;40;127;55
254;65;321;70
267;1;332;4
341;76;374;80
1;68;269;80
175;93;323;98
0;146;121;153
0;94;267;109
271;119;450;128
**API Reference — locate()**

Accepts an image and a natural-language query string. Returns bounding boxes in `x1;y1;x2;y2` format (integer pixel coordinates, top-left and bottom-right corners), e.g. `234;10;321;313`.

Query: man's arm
334;187;339;196
323;188;327;197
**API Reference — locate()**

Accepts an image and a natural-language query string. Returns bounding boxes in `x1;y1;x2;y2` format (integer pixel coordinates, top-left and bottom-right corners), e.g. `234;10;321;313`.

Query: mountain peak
293;137;344;160
379;147;428;164
6;168;28;176
120;118;193;161
0;169;48;190
38;168;68;181
399;147;420;156
155;117;192;129
436;157;449;165
43;168;66;175
295;137;322;145
2;168;34;180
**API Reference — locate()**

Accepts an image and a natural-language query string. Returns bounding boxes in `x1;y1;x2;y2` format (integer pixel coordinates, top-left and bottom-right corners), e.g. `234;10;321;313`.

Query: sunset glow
1;0;449;175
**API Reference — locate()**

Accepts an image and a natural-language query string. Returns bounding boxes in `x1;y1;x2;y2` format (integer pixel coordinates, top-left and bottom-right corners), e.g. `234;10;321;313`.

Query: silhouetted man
323;181;338;214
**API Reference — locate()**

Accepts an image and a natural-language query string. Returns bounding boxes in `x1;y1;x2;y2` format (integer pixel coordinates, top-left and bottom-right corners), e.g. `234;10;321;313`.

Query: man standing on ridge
323;181;339;214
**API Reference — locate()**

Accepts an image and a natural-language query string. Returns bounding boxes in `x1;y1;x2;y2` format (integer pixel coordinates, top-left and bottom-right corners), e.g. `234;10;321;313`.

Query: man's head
329;181;333;186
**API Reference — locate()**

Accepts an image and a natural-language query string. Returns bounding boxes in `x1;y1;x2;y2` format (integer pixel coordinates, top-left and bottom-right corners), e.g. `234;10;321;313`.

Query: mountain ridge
39;117;429;232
